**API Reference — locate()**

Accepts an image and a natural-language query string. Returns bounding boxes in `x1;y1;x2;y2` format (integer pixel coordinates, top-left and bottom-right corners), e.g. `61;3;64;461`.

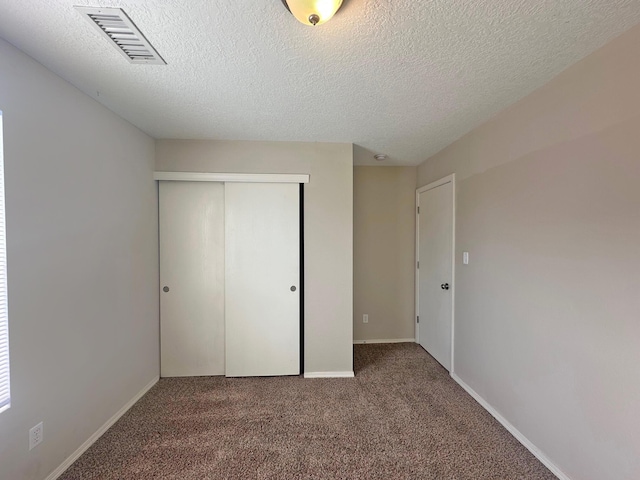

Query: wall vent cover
75;6;166;65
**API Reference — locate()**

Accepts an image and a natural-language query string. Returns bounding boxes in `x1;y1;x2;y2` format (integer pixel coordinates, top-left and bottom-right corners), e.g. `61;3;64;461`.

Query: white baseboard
45;376;160;480
353;338;416;344
303;371;355;378
451;373;569;480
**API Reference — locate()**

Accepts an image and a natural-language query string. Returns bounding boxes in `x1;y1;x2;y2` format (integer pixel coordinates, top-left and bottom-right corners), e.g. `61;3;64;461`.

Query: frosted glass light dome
283;0;344;26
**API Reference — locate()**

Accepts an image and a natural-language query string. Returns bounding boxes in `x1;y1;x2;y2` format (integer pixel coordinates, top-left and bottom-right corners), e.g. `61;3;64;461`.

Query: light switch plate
463;252;469;265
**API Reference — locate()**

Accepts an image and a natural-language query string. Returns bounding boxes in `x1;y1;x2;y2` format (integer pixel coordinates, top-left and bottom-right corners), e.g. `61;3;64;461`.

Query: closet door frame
155;171;309;374
154;172;309;184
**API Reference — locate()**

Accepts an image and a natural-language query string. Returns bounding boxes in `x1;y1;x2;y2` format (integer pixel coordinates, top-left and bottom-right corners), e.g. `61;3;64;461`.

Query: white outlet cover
29;422;43;451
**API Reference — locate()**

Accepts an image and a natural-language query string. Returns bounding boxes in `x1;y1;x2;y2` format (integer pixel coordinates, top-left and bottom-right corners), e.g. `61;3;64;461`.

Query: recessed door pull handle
163;286;170;292
290;286;297;292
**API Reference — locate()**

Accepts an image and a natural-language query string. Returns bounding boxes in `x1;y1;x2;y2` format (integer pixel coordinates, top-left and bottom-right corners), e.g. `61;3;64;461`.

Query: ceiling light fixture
374;154;387;162
281;0;344;26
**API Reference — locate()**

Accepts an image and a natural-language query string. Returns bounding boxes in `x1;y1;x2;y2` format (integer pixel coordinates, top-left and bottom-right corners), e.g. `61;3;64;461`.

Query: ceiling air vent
75;6;166;65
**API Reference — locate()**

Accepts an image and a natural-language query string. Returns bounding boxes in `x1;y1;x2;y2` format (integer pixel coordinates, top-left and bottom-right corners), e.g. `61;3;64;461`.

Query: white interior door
159;181;225;377
225;183;300;377
417;179;453;371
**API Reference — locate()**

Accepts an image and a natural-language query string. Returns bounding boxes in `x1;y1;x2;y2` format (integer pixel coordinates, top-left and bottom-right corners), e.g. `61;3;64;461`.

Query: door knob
290;286;297;292
441;283;449;290
163;286;170;293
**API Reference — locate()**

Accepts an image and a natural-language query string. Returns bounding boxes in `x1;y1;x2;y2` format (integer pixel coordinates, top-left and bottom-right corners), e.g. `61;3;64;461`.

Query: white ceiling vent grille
75;6;166;65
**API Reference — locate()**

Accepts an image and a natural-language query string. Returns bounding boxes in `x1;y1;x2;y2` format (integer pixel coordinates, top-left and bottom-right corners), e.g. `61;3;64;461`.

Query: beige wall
418;25;640;480
0;39;159;480
156;139;354;375
353;166;416;342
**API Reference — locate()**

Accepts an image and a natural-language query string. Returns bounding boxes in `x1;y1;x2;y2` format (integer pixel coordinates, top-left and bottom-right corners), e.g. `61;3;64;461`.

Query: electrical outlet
29;422;43;451
363;314;369;324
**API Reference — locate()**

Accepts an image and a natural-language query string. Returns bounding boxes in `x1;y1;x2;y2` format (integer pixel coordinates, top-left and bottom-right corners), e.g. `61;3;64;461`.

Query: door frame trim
415;174;456;373
154;172;310;184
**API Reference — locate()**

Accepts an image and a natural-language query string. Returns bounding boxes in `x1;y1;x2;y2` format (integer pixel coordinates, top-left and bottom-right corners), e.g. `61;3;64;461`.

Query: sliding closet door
159;181;225;377
225;183;300;377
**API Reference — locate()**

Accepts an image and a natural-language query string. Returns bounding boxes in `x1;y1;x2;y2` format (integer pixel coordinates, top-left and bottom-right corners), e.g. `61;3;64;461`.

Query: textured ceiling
0;1;639;165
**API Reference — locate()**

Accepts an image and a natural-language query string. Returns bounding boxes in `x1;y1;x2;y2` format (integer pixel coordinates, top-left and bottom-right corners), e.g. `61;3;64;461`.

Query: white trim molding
303;371;355;378
154;172;310;184
45;376;159;480
416;174;455;193
353;338;416;344
451;373;570;480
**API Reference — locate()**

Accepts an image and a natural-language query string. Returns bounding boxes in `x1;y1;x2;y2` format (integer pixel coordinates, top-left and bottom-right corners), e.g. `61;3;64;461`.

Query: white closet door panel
159;181;225;377
225;183;300;377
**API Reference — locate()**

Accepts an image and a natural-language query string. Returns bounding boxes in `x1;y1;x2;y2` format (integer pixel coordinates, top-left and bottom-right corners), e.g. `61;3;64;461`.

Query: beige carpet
59;343;555;479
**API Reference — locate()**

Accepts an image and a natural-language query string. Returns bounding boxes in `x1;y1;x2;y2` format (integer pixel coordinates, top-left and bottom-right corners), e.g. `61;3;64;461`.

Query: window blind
0;111;9;413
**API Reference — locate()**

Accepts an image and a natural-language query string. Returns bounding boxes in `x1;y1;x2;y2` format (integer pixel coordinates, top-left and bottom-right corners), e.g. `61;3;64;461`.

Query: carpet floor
59;343;556;479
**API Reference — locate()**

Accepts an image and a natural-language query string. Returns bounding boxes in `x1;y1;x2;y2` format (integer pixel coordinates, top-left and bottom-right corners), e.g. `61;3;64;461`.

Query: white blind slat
0;112;9;412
